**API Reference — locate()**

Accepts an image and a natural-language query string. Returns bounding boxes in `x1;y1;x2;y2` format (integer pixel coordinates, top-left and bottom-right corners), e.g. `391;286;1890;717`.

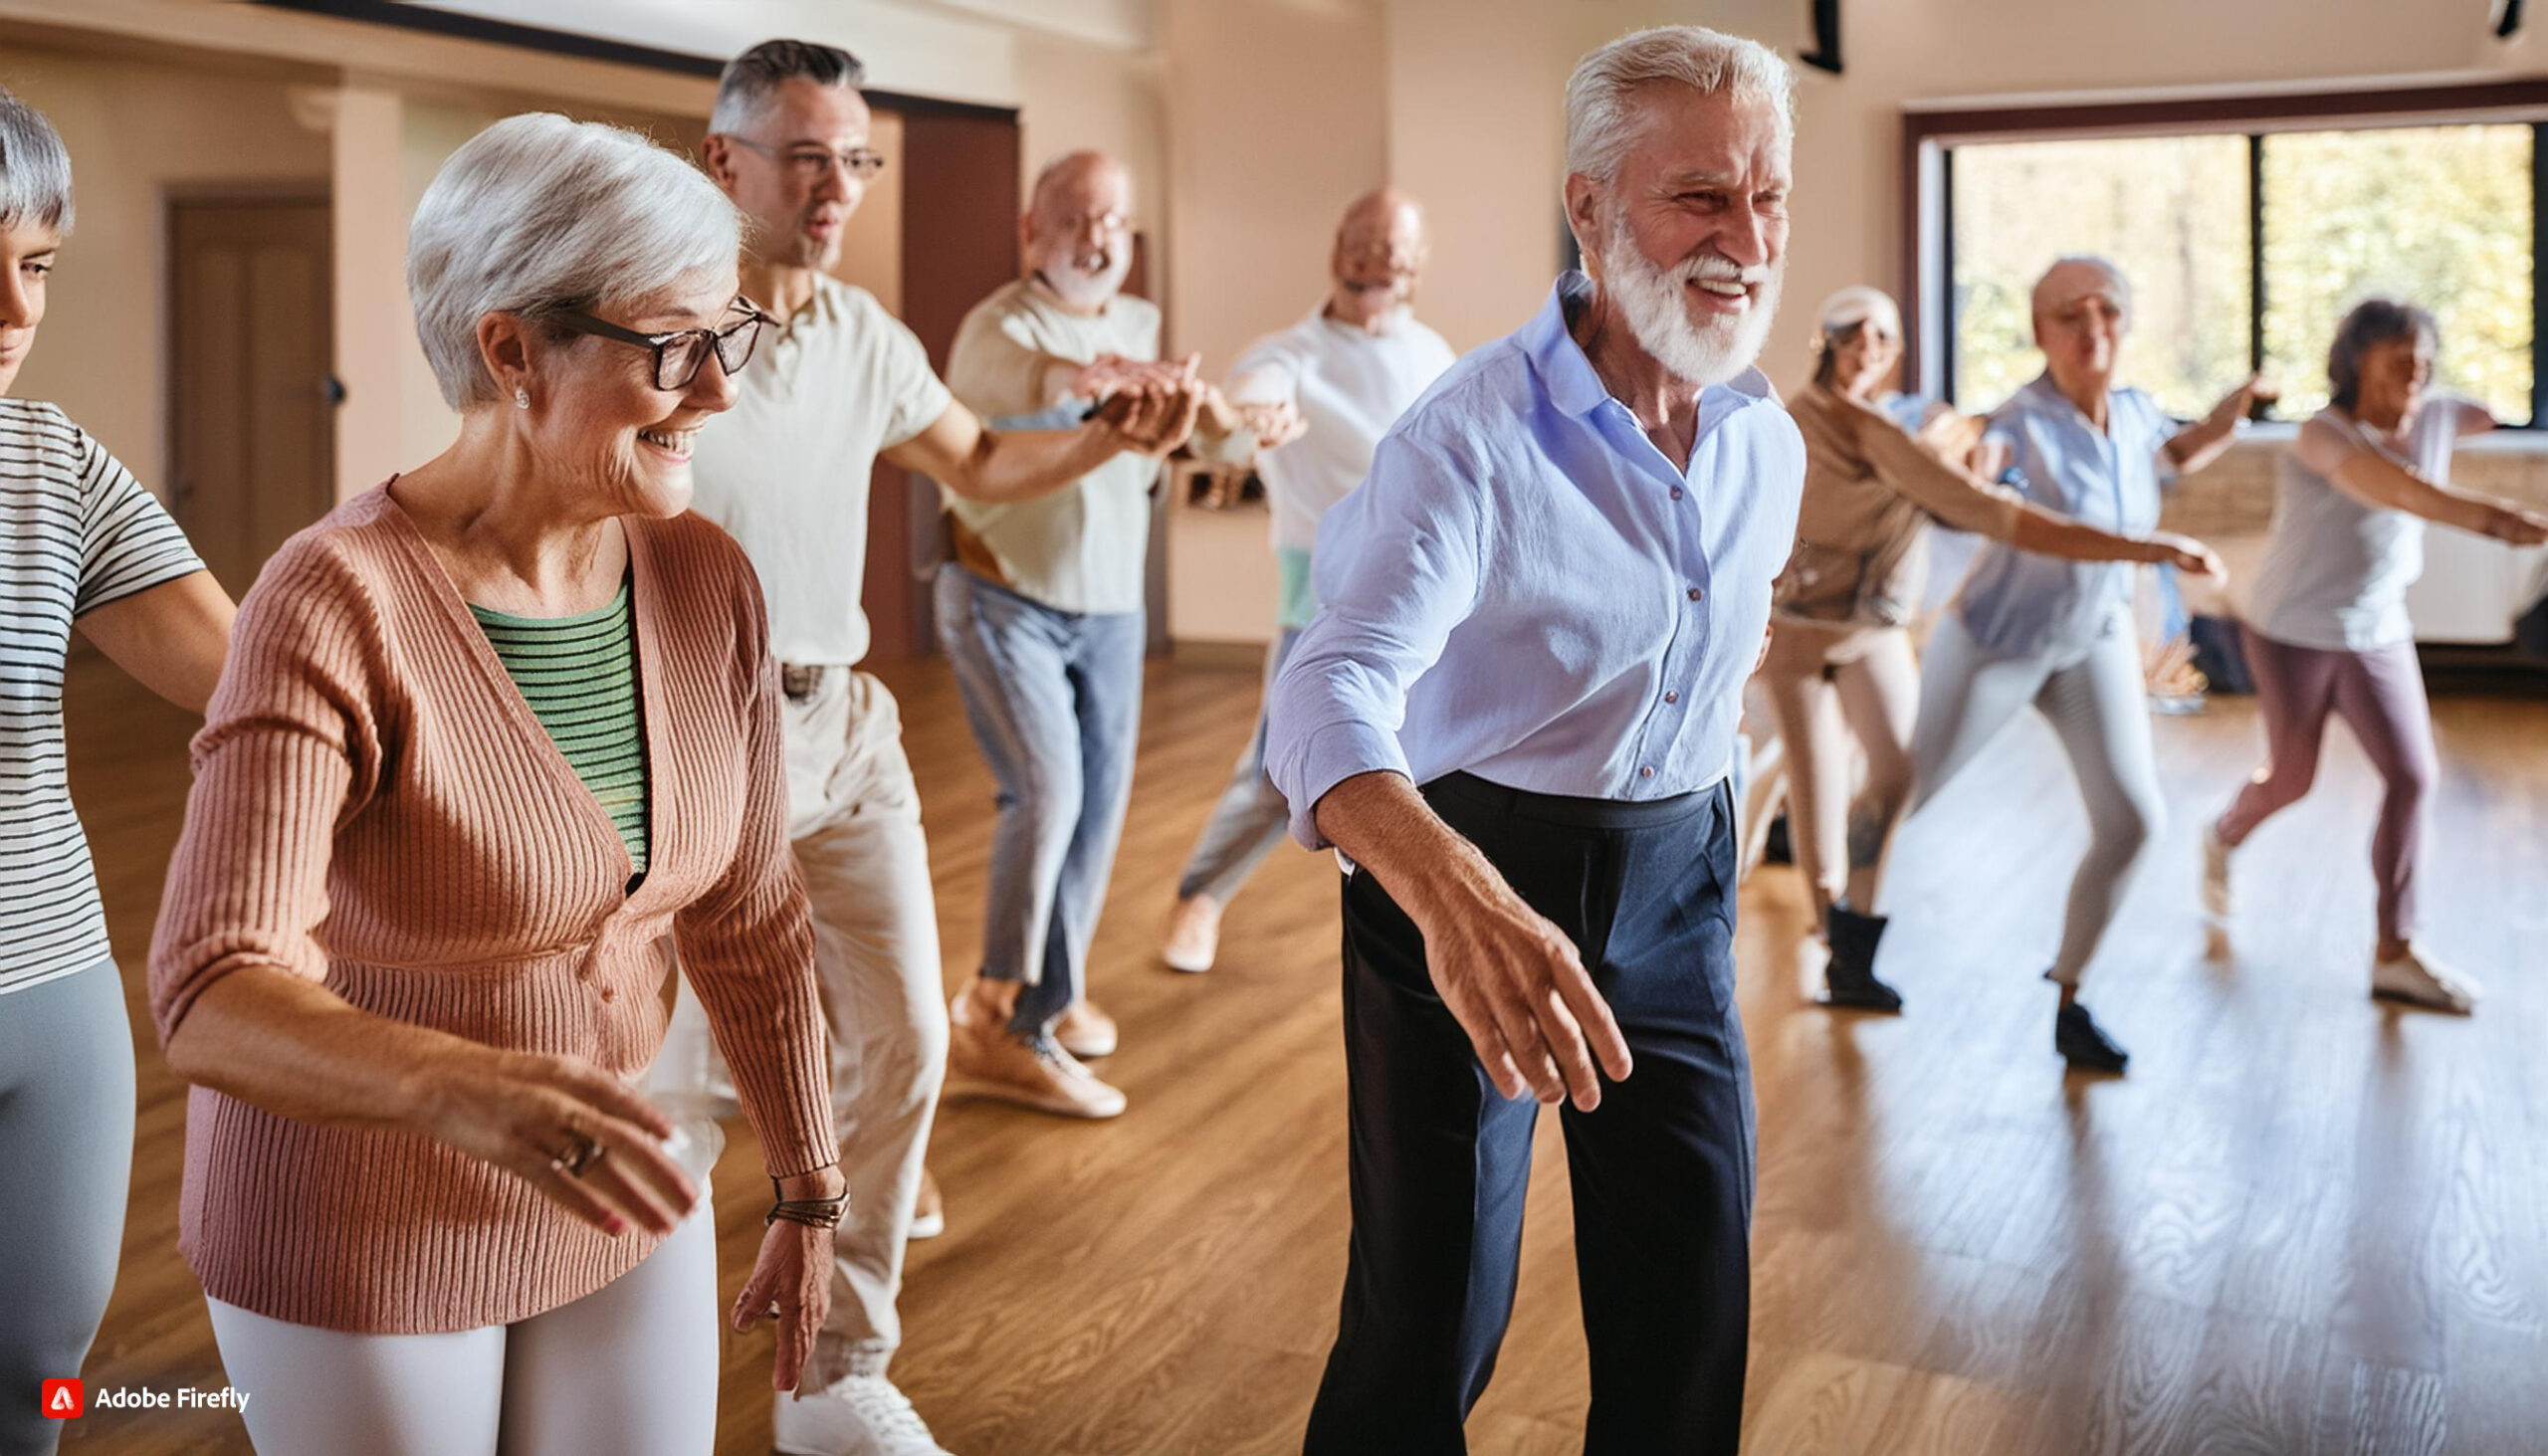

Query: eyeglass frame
544;297;775;391
722;134;889;181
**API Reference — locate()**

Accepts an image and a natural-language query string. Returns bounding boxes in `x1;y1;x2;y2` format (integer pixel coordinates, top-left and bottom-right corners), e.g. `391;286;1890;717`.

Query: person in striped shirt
0;86;234;1456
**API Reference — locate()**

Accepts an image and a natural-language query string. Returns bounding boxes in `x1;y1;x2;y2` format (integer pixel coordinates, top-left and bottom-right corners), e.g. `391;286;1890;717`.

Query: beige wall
1156;0;1388;644
1;45;329;498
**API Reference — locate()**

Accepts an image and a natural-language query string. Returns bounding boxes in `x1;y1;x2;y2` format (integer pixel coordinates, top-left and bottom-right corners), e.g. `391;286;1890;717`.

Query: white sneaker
1163;894;1222;973
774;1374;952;1456
2371;947;2480;1015
2201;826;2233;921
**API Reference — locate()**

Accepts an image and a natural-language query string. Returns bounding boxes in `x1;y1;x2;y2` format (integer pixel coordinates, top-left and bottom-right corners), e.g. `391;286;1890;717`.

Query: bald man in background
1160;189;1457;975
938;150;1220;1118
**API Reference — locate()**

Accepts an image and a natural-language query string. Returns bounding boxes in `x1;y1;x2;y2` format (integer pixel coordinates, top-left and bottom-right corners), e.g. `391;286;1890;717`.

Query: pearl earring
514;386;531;410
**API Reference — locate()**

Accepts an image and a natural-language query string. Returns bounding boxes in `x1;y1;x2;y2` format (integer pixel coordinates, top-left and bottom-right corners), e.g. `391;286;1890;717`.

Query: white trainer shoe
2371;947;2480;1015
774;1374;952;1456
2201;825;2233;921
1163;894;1222;973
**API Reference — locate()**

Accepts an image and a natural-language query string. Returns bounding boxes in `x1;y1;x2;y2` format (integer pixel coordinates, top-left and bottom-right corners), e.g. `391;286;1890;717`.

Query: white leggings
205;1199;718;1456
1906;613;2165;988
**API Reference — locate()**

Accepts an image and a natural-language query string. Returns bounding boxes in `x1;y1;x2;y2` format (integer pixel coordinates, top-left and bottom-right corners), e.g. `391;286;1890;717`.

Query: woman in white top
2206;299;2548;1012
0;87;233;1456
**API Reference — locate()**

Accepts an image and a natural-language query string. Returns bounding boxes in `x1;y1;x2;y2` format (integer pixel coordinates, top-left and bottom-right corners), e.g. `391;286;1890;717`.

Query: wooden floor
54;647;2548;1455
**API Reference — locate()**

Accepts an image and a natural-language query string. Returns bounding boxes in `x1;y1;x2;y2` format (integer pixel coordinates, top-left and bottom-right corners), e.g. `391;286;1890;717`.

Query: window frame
1901;81;2548;427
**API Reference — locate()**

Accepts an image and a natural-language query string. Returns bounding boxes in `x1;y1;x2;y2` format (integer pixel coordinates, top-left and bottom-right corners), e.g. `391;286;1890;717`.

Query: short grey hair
407;112;742;409
1564;25;1795;183
711;39;865;138
0;86;74;235
2328;297;2437;411
2031;254;2134;320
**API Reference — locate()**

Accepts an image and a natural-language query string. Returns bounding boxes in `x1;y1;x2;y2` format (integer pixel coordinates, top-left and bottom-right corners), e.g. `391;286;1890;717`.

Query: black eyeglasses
548;299;773;390
725;135;889;180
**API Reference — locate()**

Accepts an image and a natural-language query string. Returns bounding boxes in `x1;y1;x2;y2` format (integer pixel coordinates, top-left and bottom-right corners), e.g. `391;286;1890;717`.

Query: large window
1942;118;2535;424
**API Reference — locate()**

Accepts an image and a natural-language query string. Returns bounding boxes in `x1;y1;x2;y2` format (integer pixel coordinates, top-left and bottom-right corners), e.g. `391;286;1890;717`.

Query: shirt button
1639;765;1656;778
1671;488;1685;501
1686;586;1702;601
1665;691;1680;704
599;985;617;1004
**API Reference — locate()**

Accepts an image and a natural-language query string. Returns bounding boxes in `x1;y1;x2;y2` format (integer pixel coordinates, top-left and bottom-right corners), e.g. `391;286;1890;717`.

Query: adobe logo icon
42;1379;83;1419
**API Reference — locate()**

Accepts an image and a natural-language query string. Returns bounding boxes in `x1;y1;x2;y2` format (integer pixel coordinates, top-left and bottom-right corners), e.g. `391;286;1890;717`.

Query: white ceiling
405;0;1160;105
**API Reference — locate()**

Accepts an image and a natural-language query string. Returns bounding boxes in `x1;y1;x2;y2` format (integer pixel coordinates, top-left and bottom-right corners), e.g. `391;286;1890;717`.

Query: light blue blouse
1957;373;2178;658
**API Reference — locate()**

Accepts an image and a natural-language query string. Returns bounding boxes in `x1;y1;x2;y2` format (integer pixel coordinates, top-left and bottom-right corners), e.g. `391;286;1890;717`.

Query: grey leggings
0;960;136;1456
1906;613;2166;988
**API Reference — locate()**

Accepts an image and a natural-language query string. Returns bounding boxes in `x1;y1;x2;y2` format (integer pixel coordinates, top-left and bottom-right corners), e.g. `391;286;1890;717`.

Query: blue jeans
935;565;1146;1038
1174;627;1303;905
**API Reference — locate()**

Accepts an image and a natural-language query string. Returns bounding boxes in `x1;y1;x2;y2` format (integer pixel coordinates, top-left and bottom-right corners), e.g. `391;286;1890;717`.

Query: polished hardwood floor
53;646;2548;1455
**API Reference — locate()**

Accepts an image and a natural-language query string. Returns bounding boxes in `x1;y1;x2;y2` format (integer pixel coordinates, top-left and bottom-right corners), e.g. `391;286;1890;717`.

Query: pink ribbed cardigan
149;484;833;1335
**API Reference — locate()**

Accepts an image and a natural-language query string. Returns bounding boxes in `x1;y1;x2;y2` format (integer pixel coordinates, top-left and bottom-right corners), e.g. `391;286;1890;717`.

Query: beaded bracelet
765;1177;848;1230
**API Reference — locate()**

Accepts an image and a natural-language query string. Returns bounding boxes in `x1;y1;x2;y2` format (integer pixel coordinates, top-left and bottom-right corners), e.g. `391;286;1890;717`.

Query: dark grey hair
407;113;742;409
2327;298;2438;412
711;39;866;137
1564;25;1795;183
0;85;74;235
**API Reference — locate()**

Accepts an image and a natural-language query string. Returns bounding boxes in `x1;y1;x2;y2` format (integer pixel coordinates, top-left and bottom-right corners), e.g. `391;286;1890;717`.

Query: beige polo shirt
688;274;953;667
942;276;1163;616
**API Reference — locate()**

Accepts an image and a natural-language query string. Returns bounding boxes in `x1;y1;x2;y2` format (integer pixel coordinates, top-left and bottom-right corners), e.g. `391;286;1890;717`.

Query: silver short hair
2030;254;2134;320
407;112;742;409
711;39;865;138
0;86;75;235
1565;25;1795;183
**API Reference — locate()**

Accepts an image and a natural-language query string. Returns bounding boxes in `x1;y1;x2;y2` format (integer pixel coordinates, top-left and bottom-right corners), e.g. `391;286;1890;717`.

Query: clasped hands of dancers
3;19;2539;1456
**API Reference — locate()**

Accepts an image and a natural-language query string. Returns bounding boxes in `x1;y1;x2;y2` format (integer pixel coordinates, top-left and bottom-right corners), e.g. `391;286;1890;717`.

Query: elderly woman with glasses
1901;255;2260;1074
2205;298;2548;1013
146;113;835;1455
1765;285;2221;1013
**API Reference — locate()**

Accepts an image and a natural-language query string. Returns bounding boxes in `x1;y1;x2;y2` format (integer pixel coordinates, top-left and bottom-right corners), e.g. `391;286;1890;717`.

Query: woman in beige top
1767;286;2218;1011
147;115;838;1454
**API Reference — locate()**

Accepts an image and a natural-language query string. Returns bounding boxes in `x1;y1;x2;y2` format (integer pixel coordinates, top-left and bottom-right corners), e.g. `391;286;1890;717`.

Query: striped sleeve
72;421;205;617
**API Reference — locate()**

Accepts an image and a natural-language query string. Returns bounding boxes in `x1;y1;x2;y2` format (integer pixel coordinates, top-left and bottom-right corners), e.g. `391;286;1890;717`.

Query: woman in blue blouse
1905;256;2261;1074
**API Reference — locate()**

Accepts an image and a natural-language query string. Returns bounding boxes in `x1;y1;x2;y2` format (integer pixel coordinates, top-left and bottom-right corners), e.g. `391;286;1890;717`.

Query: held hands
1082;352;1205;457
1235;399;1310;453
1413;878;1634;1113
2146;529;2227;581
411;1047;697;1239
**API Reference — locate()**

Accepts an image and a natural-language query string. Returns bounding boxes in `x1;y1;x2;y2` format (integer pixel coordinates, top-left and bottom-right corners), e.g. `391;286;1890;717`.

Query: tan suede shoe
947;996;1128;1119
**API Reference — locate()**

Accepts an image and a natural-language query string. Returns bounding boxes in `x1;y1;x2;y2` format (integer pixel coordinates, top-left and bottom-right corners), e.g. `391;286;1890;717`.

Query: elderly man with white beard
1265;26;1802;1454
938;150;1215;1119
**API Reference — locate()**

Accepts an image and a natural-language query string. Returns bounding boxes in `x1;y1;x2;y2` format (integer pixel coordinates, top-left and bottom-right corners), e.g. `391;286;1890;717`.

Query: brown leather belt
779;663;830;701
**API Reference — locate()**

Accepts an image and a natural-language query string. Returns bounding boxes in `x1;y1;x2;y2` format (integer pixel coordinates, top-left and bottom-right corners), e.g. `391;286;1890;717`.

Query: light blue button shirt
1264;272;1806;849
1956;373;2179;658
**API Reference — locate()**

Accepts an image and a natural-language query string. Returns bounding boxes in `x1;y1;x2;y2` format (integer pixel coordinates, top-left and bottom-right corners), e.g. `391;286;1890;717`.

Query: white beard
1043;250;1132;312
1599;212;1780;387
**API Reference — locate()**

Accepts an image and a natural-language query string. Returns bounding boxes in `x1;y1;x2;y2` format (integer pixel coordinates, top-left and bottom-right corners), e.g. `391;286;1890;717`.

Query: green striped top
470;580;650;876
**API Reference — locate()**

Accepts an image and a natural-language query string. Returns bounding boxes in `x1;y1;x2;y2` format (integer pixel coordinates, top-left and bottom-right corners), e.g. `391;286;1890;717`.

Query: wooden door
876;104;1021;660
168;197;333;597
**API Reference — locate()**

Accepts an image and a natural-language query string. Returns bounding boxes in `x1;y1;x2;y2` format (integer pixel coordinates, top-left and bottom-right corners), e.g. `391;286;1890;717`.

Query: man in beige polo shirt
673;42;1196;1456
937;150;1212;1122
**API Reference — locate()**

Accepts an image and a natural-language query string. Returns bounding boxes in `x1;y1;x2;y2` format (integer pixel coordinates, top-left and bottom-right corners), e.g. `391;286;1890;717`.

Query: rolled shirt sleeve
1263;428;1483;849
